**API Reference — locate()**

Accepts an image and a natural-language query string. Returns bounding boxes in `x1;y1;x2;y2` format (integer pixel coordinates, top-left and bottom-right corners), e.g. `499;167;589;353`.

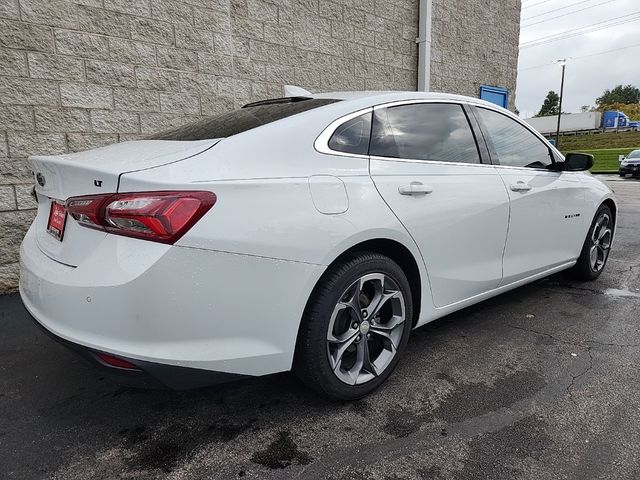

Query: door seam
494;166;512;288
367;157;437;307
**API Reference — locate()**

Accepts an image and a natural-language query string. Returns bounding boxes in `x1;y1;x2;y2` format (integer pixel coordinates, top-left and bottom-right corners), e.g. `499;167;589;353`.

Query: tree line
535;84;640;119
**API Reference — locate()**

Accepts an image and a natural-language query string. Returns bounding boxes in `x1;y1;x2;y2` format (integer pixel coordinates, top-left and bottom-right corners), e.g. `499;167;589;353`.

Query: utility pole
554;58;568;147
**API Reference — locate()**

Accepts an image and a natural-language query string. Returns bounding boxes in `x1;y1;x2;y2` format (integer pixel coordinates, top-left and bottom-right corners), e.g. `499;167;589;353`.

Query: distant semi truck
524;111;640;135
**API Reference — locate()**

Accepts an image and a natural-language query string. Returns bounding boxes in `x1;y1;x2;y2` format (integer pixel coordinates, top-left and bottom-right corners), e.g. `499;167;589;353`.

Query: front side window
328;112;372;155
477;107;553;169
369;103;481;164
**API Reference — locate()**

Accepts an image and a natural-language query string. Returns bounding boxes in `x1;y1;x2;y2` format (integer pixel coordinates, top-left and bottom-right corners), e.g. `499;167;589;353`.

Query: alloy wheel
326;273;406;385
589;212;612;272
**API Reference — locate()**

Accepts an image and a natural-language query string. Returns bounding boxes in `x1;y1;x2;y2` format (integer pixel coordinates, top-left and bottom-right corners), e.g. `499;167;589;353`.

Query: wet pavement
1;176;639;480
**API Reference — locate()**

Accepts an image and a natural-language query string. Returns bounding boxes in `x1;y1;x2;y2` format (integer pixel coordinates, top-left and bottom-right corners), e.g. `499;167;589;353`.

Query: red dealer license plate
47;201;67;241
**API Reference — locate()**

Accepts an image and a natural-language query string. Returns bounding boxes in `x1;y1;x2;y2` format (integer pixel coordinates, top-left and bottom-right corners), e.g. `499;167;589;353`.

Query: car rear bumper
19;223;324;380
26;310;245;389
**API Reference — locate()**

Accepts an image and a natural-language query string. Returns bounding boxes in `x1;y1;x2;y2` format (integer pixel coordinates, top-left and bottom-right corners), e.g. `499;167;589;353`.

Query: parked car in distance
20;90;617;400
620;149;640;177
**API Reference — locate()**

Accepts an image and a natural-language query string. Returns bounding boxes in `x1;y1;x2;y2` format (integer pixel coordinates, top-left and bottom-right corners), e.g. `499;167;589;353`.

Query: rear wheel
569;204;613;280
294;252;413;400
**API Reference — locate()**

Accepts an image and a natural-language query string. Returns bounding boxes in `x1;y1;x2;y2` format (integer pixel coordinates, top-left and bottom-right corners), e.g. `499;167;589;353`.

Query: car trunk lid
30;139;220;266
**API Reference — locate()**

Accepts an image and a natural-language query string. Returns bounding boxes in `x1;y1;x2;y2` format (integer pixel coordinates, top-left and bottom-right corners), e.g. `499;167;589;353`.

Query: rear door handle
398;182;433;196
510;181;532;192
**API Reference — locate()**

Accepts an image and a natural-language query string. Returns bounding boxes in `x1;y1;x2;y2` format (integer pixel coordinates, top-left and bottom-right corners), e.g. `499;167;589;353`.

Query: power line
575;42;640;59
522;16;640;48
521;10;640;44
519;42;640;70
522;0;616;28
520;11;640;48
522;0;595;21
522;0;555;10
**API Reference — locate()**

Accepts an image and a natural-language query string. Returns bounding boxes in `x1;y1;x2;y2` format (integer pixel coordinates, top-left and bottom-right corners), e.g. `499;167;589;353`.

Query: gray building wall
0;0;519;293
430;0;520;110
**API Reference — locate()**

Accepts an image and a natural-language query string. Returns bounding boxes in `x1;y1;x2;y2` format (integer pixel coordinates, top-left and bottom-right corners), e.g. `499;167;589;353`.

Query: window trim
462;103;492;165
315;99;492;166
470;105;559;172
314;107;373;159
327;110;373;156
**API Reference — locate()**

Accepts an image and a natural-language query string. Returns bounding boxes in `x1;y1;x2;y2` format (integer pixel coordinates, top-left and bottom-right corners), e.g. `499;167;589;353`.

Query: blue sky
516;0;640;118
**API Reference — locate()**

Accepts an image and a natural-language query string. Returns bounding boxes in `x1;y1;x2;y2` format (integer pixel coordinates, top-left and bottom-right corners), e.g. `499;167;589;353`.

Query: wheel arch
292;236;424;372
306;237;424;329
601;198;617;227
335;239;422;327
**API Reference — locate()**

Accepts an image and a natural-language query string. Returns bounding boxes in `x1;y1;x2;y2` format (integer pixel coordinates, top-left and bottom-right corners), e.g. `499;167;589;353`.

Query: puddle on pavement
250;431;312;469
604;288;640;299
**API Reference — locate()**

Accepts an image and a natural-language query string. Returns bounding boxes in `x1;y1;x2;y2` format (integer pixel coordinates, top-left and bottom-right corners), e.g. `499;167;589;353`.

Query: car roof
310;90;504;111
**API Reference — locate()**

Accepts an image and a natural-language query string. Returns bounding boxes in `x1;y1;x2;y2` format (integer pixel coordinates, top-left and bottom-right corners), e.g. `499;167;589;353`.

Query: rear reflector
66;191;216;244
95;352;140;370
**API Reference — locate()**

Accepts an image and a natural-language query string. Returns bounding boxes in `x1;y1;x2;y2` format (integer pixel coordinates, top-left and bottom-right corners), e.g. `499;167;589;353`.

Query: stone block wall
430;0;520;110
0;0;420;292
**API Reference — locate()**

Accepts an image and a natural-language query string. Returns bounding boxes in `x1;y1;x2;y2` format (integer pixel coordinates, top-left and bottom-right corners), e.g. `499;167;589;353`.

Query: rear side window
477;107;553;169
328;112;372;155
148;98;341;141
369;103;480;164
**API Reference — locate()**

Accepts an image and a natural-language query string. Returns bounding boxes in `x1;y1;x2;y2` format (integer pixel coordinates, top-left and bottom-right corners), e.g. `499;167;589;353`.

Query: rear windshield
148;97;340;141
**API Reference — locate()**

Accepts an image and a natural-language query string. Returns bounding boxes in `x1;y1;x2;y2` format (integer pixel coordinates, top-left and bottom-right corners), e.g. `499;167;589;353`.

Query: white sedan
20;90;616;399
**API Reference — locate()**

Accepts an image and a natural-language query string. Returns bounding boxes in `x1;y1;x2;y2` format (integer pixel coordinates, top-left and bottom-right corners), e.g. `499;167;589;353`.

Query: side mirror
564;153;594;172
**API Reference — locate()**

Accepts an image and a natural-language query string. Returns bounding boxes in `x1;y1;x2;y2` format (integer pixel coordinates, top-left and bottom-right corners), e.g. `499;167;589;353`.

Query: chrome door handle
510;181;532;192
398;182;433;196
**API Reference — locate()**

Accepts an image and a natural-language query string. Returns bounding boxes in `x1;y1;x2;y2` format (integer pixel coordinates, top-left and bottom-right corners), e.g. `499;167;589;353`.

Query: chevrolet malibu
20;90;617;400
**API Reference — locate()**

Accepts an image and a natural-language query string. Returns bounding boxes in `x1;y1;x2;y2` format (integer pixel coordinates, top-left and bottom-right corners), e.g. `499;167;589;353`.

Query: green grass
555;132;640;173
557;131;640;151
561;148;635;173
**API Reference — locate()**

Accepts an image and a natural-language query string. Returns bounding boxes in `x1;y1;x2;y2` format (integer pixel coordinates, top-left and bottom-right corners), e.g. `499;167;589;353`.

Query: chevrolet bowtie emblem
36;172;46;187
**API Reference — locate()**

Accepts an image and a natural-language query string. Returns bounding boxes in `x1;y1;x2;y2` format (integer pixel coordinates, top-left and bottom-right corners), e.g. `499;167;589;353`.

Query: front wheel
569;204;613;280
294;252;413;400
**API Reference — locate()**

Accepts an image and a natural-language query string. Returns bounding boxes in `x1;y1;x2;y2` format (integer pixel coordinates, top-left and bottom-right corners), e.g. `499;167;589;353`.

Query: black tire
569;204;614;281
294;252;413;401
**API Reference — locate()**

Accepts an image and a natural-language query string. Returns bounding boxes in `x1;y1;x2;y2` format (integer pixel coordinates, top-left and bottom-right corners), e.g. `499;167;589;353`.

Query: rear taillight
66;191;216;244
